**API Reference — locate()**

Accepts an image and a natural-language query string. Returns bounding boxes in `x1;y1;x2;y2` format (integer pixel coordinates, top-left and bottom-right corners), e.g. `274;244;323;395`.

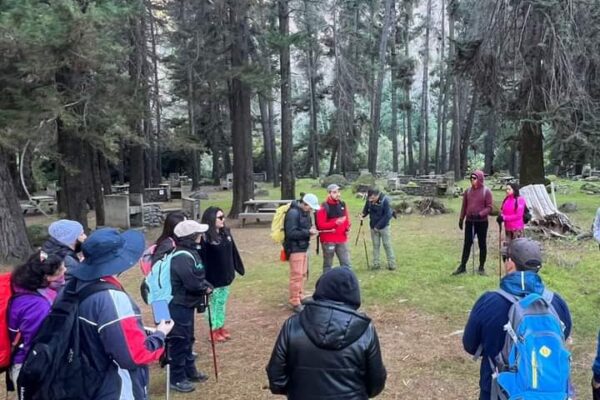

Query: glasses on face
217;215;225;221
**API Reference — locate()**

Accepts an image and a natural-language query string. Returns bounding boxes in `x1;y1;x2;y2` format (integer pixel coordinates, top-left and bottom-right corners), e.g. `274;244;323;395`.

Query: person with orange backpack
5;250;66;390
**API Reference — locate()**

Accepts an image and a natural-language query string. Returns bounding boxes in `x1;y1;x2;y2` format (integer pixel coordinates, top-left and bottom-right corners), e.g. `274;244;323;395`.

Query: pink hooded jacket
501;194;526;232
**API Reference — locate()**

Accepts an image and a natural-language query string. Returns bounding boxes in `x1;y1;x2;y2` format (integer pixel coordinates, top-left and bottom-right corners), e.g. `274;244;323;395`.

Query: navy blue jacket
361;195;393;230
463;271;571;400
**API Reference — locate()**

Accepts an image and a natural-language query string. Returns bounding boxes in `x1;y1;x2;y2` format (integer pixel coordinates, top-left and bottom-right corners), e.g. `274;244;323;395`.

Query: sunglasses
470;176;477;180
217;215;225;220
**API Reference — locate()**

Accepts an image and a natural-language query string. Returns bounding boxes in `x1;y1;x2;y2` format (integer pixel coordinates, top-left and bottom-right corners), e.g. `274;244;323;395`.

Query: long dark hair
503;183;521;210
12;250;64;291
201;206;226;244
156;211;187;244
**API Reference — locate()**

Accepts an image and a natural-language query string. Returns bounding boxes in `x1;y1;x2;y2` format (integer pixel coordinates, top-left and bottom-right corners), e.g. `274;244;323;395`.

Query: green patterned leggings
207;286;230;330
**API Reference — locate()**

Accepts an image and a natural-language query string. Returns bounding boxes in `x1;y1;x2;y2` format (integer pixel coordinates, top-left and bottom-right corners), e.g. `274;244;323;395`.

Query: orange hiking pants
288;252;308;307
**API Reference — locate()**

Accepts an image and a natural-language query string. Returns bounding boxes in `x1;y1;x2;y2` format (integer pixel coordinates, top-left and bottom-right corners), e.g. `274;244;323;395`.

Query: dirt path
145;224;481;400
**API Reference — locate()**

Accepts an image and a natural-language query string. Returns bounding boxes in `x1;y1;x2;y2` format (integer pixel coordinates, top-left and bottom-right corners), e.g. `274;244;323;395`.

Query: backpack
491;289;571;400
17;279;119;400
139;238;176;276
270;203;291;244
0;273;13;372
145;250;197;304
523;204;532;224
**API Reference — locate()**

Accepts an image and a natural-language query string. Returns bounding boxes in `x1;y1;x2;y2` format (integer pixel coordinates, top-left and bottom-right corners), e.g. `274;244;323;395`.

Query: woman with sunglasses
200;207;245;342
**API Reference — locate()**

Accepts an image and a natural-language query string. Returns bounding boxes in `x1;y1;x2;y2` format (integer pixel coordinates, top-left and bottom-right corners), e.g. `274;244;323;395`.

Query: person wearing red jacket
316;184;352;274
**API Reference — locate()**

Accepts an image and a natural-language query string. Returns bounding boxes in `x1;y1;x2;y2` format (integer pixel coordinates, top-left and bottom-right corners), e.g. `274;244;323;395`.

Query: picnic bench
21;195;56;214
490;176;515;190
239;199;292;227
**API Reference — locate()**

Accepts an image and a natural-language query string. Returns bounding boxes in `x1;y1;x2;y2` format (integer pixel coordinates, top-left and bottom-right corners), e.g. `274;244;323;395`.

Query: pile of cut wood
393;198;449;216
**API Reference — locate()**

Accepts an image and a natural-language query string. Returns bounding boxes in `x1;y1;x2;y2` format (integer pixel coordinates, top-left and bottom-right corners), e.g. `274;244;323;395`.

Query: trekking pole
165;339;170;400
355;220;363;246
471;223;476;275
498;221;502;285
206;294;219;382
362;225;370;270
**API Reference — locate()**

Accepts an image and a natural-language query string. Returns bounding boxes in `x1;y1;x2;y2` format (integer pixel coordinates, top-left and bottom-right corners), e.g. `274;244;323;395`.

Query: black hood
299;301;371;350
42;237;76;260
313;266;361;309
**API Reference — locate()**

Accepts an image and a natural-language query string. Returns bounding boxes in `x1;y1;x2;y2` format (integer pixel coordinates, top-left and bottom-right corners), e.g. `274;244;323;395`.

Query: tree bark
367;0;394;174
449;6;461;179
90;147;105;227
258;93;276;183
418;0;432;174
460;88;477;176
403;4;415;175
279;0;295;199
484;107;496;175
435;0;447;174
0;148;32;262
390;0;399;173
228;0;254;216
148;0;162;184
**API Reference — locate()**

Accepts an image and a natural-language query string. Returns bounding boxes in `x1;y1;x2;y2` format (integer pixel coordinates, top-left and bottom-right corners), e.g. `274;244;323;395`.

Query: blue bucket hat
70;228;145;281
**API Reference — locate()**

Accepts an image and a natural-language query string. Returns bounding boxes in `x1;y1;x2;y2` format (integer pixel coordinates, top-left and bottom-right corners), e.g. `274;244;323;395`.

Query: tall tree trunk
460;88;477;176
0;148;32;261
403;5;415;175
306;44;320;178
186;65;200;191
279;0;294;199
228;0;254;217
449;5;461;179
390;1;399;173
268;98;279;187
128;14;146;194
368;0;394;174
148;0;162;184
435;0;447;174
259;93;276;183
99;153;112;195
418;0;432;174
90;147;105;227
484;107;496;175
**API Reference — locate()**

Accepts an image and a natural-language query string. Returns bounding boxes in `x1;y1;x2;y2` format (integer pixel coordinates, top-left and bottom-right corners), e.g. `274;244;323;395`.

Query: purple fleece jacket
459;170;493;222
8;286;57;364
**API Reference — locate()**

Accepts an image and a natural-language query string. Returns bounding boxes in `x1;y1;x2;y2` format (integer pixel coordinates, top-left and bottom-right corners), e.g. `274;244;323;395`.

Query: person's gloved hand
458;220;463;230
496;215;504;224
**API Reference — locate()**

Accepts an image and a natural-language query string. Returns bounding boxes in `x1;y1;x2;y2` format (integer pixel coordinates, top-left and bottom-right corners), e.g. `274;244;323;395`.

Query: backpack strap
171;250;201;268
495;289;519;304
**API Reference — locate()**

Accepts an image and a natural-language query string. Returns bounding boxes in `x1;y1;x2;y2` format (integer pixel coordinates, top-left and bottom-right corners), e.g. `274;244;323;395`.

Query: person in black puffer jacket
266;267;387;400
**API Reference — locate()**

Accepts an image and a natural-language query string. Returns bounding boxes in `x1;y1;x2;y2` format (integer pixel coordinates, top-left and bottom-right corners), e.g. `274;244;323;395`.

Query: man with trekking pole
315;184;352;274
360;188;396;270
452;170;493;276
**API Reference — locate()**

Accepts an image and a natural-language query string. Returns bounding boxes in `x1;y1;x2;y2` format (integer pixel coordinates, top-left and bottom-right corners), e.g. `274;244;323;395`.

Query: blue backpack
491;289;571;400
145;250;196;304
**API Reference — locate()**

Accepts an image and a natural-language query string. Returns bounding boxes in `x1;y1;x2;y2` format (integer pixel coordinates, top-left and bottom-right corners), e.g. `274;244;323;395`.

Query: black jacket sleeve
284;208;310;241
171;252;212;294
365;324;387;397
374;196;393;230
231;238;245;276
266;319;290;395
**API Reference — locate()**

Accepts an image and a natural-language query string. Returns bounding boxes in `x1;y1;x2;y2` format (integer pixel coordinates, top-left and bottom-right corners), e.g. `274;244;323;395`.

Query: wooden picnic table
22;195;56;214
240;199;293;227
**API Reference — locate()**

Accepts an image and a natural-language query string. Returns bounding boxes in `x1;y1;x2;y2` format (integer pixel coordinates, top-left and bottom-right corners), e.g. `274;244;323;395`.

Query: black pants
167;304;198;383
460;220;488;269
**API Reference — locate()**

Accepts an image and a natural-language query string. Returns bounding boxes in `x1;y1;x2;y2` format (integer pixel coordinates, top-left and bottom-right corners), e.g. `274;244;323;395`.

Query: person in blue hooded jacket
462;238;572;400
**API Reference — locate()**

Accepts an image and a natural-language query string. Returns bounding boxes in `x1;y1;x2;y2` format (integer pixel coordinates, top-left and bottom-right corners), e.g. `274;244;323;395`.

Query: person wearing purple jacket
8;250;66;389
453;170;493;276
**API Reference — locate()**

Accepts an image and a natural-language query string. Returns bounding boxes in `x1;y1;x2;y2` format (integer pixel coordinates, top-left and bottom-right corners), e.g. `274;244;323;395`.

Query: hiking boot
371;264;381;270
478;267;487;276
451;266;467;276
387;265;397;271
187;371;209;383
209;329;227;343
220;327;231;340
170;380;195;393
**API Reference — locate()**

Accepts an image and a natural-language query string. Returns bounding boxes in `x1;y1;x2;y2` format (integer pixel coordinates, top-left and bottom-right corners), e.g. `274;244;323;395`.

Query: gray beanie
48;219;84;246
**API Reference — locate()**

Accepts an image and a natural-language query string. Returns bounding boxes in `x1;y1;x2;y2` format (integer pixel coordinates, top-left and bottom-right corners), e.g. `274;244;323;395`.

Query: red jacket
316;197;351;243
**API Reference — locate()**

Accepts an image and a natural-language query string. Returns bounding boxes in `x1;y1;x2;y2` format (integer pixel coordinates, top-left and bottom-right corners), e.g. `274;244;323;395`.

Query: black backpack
17;279;119;400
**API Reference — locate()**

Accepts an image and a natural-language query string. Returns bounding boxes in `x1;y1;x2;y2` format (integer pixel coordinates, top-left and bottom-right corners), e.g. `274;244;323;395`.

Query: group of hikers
2;170;600;399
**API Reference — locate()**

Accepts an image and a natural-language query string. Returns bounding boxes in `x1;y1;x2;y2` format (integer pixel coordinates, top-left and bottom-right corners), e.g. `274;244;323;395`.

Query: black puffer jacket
266;300;387;400
169;238;212;308
201;229;245;288
283;201;312;254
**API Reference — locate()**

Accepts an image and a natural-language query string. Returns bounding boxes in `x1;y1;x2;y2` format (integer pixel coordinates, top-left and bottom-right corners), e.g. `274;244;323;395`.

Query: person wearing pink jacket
497;183;526;243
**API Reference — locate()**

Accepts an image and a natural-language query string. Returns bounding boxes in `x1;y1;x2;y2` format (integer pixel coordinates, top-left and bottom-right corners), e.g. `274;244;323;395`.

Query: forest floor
7;178;600;399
